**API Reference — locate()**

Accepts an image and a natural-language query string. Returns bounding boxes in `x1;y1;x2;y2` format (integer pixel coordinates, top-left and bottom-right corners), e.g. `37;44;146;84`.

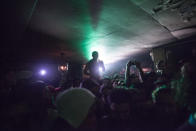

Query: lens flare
99;67;103;73
40;69;46;76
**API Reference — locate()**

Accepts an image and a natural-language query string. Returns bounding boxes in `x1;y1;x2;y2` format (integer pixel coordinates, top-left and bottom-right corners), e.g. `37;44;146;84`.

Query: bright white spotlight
40;69;46;76
99;67;103;73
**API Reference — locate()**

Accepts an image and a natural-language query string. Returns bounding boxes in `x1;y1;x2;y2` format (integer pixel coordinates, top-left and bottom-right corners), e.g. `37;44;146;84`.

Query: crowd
0;49;195;131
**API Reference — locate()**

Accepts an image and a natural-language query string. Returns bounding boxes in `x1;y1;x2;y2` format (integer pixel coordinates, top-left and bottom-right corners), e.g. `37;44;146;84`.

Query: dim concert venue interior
1;0;196;131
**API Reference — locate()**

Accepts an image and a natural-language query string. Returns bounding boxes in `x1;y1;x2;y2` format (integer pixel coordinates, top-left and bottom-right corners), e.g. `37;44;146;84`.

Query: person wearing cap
51;88;97;131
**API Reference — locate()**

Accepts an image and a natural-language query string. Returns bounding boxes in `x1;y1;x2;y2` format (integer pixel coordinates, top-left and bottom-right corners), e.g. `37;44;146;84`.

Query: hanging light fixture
58;52;68;72
58;64;68;72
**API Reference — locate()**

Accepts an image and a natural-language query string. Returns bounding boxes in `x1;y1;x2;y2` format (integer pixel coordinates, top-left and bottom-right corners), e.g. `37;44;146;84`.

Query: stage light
58;65;68;72
40;69;46;76
86;41;141;65
99;67;103;73
89;44;106;62
61;66;67;71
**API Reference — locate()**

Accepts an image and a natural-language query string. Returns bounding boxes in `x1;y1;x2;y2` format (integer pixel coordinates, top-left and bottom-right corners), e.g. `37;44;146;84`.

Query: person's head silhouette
92;51;98;60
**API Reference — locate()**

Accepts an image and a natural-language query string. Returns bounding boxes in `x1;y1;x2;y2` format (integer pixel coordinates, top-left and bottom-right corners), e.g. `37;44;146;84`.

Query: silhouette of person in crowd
84;51;105;83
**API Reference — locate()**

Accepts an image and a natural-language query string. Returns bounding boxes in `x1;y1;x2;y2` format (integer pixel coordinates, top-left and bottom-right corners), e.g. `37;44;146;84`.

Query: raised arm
135;61;144;83
125;60;132;87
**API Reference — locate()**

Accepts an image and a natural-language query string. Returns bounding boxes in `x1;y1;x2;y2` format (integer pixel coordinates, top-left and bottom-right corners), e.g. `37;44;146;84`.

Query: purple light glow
40;69;46;76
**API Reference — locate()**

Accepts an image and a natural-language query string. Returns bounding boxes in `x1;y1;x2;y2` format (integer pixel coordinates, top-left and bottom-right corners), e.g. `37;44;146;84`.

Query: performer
84;51;105;82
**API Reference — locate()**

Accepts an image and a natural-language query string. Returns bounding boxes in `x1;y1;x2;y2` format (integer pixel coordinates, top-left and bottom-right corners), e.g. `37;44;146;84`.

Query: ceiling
2;0;196;64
